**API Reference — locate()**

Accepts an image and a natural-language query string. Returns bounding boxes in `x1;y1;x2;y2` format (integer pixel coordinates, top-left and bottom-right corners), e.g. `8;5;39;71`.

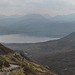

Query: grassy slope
1;53;57;75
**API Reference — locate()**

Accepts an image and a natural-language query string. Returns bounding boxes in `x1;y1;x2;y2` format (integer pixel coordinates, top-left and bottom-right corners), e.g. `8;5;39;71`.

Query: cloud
0;0;75;16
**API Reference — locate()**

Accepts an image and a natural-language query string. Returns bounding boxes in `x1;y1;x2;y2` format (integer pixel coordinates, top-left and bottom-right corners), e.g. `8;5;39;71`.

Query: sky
0;0;75;16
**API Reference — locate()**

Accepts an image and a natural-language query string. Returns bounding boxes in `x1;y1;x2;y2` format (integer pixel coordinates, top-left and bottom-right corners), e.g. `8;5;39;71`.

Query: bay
0;34;59;43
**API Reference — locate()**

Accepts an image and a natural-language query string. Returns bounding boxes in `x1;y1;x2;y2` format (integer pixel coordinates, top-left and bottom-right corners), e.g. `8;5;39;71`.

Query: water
0;34;59;43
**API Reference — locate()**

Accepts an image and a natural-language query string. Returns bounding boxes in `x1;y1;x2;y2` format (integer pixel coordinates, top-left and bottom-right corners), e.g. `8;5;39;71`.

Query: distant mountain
43;14;52;19
9;15;23;18
53;13;75;22
0;14;75;37
0;15;8;19
5;32;75;75
7;14;75;37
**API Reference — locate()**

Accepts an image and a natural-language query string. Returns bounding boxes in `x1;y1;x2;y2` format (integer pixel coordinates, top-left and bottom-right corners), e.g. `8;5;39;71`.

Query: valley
4;32;75;75
0;0;75;75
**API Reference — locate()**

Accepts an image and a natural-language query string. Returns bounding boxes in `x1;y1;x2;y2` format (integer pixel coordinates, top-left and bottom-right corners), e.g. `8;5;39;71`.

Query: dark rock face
0;43;14;55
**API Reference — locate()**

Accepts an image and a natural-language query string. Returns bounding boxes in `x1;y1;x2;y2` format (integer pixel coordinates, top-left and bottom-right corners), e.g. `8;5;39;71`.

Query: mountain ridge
0;14;75;37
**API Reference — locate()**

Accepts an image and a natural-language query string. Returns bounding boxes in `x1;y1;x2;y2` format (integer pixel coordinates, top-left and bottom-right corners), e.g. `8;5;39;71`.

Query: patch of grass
29;63;34;69
10;70;25;75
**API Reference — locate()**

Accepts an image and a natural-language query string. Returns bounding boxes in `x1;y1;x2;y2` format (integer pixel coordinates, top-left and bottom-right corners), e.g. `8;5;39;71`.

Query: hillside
5;32;75;75
5;32;75;56
32;50;75;75
0;43;14;55
0;44;56;75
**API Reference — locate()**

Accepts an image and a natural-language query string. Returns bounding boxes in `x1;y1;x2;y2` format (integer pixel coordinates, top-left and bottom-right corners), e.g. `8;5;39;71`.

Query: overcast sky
0;0;75;16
